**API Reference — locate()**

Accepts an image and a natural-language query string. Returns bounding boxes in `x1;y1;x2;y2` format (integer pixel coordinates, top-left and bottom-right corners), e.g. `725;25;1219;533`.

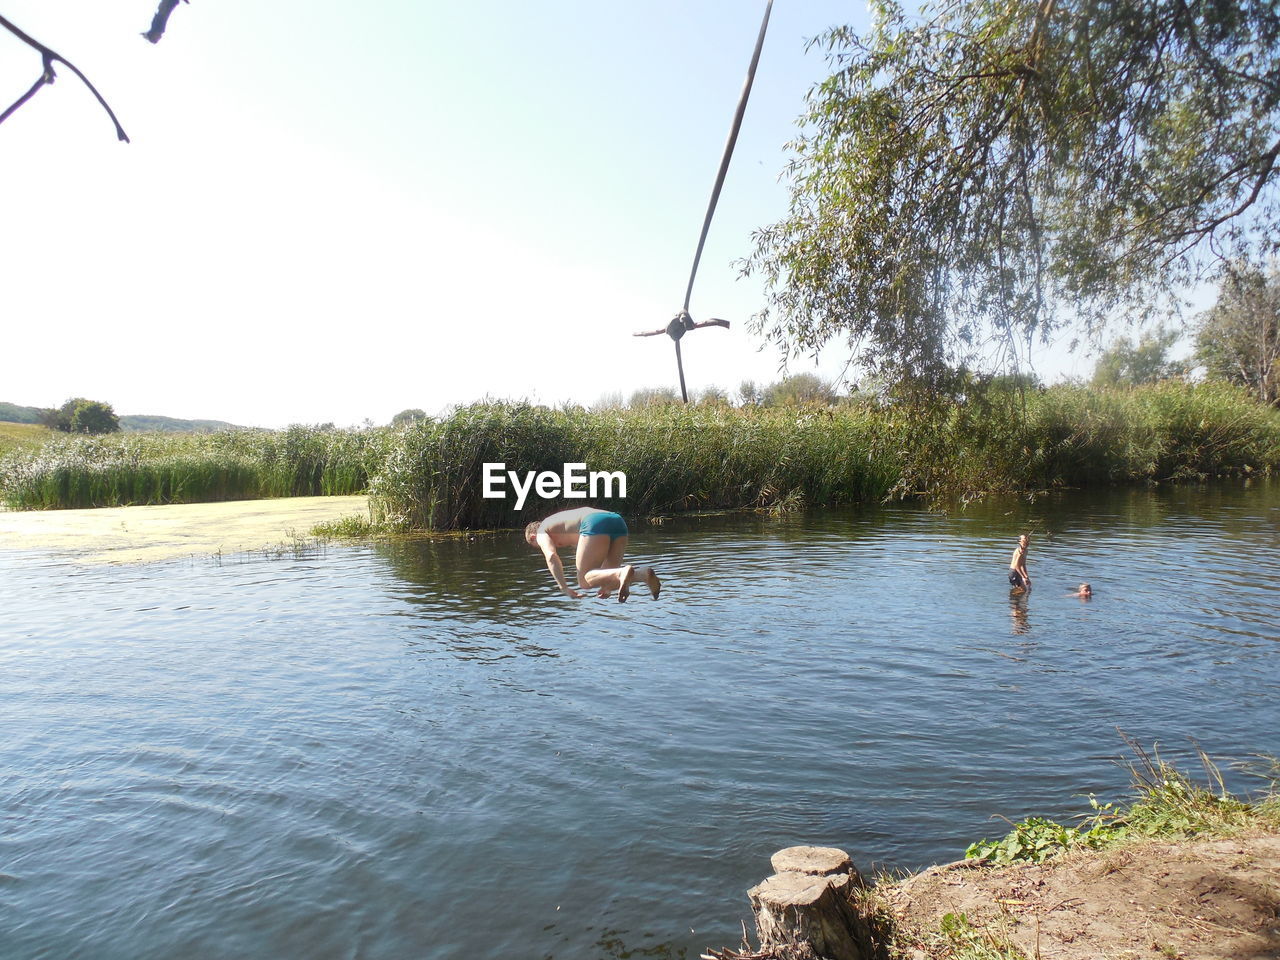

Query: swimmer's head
1079;582;1092;596
1019;533;1029;546
524;521;541;546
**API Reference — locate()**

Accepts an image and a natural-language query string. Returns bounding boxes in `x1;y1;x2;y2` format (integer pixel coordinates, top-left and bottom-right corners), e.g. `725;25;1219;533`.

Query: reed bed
0;426;392;510
0;421;51;460
369;382;1280;531
883;380;1280;503
368;402;898;530
3;382;1276;519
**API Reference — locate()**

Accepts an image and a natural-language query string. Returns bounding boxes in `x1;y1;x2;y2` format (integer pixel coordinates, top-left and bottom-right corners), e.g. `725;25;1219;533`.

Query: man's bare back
534;507;604;548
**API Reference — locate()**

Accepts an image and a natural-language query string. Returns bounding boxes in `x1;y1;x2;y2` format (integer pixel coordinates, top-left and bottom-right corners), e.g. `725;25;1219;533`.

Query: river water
2;482;1278;959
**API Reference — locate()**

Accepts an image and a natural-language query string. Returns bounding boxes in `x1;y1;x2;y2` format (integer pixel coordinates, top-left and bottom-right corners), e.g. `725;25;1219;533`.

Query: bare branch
0;57;52;127
0;14;129;141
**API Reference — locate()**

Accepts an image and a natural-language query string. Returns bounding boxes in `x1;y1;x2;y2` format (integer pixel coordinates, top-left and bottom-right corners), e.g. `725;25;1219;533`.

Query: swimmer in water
1068;582;1093;598
525;507;661;602
1008;533;1031;594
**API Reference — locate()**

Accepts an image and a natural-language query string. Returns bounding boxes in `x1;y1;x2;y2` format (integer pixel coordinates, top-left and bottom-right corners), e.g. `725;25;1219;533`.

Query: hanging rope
633;0;774;401
683;0;774;315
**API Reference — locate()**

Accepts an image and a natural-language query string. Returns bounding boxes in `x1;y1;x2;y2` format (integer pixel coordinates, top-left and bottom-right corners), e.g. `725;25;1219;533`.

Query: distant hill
119;414;241;433
1;402;242;433
0;401;41;424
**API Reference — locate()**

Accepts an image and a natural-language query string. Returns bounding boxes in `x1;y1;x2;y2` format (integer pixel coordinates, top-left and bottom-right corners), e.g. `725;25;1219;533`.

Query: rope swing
633;0;774;401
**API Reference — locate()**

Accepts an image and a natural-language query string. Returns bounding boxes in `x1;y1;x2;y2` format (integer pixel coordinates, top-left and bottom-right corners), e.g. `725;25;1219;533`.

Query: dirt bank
0;496;371;564
880;831;1280;959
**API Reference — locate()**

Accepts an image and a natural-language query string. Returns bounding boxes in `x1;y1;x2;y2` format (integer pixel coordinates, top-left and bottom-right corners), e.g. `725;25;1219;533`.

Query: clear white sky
2;1;1103;427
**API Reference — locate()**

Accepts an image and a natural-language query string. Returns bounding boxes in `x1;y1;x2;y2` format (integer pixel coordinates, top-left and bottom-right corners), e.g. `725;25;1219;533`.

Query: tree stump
770;846;866;889
747;847;873;960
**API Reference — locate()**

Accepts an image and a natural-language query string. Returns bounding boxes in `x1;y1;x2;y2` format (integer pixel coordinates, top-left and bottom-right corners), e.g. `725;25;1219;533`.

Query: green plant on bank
1111;739;1274;839
311;514;378;539
931;912;1027;960
851;886;1030;960
964;815;1117;865
965;740;1280;867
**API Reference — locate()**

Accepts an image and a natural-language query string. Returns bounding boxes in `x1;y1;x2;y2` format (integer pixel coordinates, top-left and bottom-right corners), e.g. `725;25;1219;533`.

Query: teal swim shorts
579;511;628;540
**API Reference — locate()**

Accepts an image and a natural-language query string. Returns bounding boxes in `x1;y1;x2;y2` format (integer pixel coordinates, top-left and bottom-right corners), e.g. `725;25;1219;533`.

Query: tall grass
0;421;51;460
367;402;898;530
883;380;1280;502
369;383;1280;530
4;382;1277;517
0;426;393;510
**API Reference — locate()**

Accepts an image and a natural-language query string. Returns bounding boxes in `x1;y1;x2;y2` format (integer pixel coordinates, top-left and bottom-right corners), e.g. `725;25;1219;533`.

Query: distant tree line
391;409;428;427
1091;328;1188;390
589;373;847;411
1088;265;1280;406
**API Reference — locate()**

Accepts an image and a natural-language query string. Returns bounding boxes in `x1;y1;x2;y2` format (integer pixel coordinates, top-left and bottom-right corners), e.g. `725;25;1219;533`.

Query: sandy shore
0;496;371;564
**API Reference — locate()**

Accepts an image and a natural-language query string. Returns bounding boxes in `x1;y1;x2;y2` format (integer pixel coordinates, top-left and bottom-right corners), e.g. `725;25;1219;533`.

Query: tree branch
0;58;52;127
1153;136;1280;257
144;0;187;45
0;14;129;141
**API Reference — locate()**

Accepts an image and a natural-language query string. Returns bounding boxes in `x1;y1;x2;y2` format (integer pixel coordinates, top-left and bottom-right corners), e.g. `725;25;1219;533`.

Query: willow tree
746;0;1280;390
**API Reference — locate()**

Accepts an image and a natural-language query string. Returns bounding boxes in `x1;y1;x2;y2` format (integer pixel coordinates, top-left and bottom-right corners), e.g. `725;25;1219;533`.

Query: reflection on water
1;481;1277;960
1008;594;1031;635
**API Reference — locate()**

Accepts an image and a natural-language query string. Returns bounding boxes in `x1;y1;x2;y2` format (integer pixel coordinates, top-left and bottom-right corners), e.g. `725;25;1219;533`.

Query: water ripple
0;483;1277;960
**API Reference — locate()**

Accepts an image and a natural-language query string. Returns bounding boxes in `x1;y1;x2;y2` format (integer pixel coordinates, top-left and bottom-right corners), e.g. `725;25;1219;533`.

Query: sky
1;0;1108;428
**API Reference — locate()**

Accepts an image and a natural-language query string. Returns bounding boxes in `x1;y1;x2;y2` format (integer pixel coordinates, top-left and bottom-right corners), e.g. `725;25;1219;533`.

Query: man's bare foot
618;565;635;602
644;568;661;600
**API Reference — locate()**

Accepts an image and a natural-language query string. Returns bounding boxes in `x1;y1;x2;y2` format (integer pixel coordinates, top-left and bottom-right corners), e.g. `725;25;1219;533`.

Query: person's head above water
524;520;541;546
1019;533;1030;546
1075;582;1092;597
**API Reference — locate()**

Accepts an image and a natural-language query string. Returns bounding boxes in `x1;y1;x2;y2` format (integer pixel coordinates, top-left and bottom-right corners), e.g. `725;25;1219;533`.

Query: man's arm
537;532;583;598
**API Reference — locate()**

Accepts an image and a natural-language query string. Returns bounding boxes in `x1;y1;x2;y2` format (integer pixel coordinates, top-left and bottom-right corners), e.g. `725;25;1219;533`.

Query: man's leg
605;535;660;601
577;535;661;602
576;534;614;589
578;534;629;591
573;535;644;602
